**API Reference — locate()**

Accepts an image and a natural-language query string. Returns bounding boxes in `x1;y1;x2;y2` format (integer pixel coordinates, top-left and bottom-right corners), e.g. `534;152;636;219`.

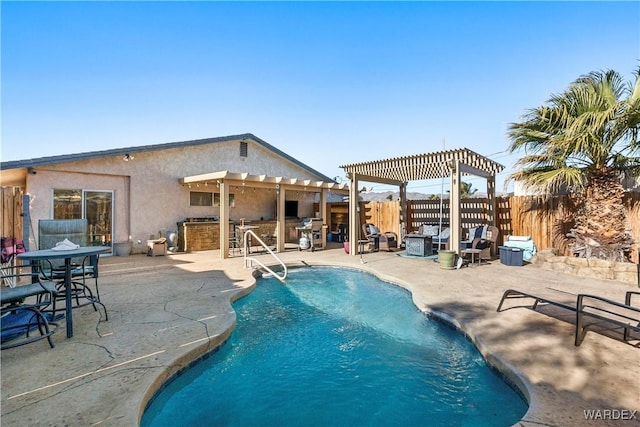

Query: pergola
340;148;504;256
180;171;349;259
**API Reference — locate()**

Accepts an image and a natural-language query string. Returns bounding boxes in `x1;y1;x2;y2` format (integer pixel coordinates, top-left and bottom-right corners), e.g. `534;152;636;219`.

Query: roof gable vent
240;140;248;158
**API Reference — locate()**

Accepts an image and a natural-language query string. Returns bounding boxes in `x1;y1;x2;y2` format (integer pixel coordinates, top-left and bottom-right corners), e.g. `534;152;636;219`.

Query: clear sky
2;1;638;195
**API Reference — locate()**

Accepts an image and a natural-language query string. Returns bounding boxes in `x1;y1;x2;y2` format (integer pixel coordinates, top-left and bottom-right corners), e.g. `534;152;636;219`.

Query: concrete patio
1;245;638;426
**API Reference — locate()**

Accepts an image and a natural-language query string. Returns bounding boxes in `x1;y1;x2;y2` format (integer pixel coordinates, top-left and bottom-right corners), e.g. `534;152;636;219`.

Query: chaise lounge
497;288;640;346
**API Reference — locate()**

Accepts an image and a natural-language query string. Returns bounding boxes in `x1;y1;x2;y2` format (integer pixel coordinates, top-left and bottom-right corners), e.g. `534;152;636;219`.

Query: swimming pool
142;266;527;426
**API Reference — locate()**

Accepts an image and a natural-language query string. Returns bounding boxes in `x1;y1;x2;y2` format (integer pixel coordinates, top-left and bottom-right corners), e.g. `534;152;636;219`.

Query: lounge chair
362;223;398;252
497;288;640;346
1;264;59;349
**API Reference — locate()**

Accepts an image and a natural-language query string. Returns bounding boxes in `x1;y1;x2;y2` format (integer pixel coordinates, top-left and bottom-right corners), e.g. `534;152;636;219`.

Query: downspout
126;175;131;244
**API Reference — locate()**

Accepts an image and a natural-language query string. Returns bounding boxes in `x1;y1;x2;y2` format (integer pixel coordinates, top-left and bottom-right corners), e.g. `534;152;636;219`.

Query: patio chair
260;228;277;250
1;237;26;288
362;223;398;252
417;224;440;237
1;264;59;349
229;231;240;255
471;225;499;260
432;227;451;251
38;219;106;318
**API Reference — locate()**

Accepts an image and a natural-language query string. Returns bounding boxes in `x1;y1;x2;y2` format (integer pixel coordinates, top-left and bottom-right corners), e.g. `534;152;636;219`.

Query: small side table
461;248;482;267
147;239;167;257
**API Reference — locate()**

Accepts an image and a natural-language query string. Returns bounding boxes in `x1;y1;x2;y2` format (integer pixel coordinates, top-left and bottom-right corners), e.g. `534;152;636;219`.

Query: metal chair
37;219;107;319
229;228;241;256
1;237;26;288
1;264;59;349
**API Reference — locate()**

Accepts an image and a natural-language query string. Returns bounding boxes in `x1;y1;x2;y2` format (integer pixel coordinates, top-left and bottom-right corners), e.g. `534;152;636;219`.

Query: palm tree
461;181;478;198
507;68;640;261
446;181;478;197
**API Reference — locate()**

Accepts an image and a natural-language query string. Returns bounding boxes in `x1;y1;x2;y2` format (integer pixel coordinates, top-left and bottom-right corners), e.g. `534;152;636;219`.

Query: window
240;140;248;157
191;192;235;207
190;192;213;206
213;193;235;207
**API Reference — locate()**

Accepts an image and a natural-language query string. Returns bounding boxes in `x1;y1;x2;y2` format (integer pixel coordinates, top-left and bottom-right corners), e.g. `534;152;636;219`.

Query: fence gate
1;186;25;244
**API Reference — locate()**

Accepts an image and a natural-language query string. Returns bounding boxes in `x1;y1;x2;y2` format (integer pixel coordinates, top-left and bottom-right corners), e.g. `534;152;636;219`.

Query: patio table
17;246;110;338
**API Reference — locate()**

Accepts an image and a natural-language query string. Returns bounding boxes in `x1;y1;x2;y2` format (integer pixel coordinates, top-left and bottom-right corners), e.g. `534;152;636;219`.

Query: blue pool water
142;267;527;426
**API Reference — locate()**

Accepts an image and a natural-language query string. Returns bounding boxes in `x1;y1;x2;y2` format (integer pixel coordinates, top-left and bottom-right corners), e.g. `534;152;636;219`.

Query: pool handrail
243;229;287;282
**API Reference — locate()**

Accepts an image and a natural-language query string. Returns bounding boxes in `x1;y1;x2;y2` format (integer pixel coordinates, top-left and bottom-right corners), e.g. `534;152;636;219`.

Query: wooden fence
1;186;24;241
502;194;640;263
362;193;640;262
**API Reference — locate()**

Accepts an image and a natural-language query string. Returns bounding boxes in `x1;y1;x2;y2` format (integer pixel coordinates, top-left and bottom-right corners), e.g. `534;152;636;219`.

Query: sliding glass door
84;190;113;247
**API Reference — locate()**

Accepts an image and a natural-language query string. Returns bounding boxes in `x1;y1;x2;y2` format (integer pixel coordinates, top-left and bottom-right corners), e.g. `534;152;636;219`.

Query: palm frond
508;67;639;193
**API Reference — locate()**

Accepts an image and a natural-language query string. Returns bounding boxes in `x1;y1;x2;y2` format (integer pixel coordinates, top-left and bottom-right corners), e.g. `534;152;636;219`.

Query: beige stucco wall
24;137;328;253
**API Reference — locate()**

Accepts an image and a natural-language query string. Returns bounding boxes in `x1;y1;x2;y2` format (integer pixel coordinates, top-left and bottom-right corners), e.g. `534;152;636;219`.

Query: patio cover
180;171;348;259
340;148;504;256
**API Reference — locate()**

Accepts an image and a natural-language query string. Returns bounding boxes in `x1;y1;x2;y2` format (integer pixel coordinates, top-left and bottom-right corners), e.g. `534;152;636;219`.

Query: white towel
508;235;531;242
52;238;80;251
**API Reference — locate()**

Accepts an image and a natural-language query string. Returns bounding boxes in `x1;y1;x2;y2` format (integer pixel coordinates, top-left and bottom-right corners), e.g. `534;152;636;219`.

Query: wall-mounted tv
285;200;298;218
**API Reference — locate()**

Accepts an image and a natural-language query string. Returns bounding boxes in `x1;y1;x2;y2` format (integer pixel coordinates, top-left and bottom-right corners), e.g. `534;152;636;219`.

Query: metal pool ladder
243;229;287;283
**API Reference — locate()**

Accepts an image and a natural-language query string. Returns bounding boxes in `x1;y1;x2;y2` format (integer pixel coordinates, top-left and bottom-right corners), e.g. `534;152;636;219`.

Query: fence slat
1;186;24;239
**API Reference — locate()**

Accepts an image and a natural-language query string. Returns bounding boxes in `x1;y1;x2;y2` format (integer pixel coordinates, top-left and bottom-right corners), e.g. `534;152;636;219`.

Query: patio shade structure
340;148;504;256
180;171;349;259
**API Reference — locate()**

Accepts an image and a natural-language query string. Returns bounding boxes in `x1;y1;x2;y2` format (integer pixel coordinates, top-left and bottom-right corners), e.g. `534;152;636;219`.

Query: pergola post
399;182;407;240
348;173;359;256
219;181;230;260
487;176;497;227
319;188;328;248
449;159;462;254
276;184;285;252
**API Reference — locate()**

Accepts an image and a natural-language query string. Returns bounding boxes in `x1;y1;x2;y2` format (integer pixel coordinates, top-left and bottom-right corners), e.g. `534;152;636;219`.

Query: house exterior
0;133;348;258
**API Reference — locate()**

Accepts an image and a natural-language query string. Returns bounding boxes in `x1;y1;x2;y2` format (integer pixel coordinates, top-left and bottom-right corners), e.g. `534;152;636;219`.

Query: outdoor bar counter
178;219;303;252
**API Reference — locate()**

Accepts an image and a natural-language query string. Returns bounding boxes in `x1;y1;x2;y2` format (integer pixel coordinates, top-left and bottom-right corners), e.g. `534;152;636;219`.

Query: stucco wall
25;169;129;249
25;137;327;253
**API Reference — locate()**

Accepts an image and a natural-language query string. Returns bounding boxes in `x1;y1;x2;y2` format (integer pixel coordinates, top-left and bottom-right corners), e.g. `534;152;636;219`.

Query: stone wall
179;219;304;252
532;249;639;285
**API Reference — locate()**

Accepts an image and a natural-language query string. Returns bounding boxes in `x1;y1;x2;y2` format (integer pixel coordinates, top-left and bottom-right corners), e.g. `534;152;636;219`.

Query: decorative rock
532;252;637;285
566;257;589;267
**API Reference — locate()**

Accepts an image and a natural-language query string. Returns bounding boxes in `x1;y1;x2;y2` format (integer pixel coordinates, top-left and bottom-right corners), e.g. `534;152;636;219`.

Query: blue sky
2;1;638;194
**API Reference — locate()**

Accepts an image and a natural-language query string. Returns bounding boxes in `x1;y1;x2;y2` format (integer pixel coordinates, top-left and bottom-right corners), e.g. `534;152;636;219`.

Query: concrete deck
1;246;639;426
